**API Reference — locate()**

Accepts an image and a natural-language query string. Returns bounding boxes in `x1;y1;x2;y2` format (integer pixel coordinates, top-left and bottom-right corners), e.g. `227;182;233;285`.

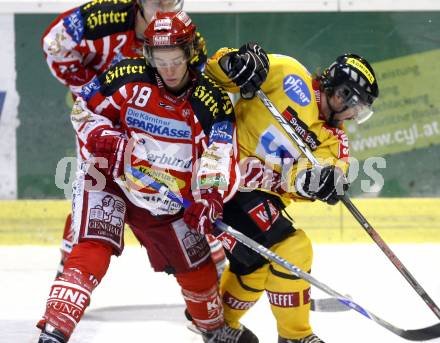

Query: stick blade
311;298;351;312
400;322;440;341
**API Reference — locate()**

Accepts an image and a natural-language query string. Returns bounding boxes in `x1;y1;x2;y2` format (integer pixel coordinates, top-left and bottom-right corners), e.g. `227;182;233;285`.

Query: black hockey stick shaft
256;89;440;321
127;167;440;340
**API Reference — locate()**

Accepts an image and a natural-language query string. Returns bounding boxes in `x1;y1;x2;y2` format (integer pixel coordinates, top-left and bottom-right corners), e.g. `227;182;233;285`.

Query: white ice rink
2;244;440;343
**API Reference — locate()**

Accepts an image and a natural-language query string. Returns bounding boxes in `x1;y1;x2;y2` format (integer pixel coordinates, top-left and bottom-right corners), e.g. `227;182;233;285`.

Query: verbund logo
283;74;311;106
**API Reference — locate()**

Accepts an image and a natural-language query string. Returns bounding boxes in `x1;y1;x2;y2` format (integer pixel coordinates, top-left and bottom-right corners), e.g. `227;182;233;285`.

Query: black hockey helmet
320;54;379;123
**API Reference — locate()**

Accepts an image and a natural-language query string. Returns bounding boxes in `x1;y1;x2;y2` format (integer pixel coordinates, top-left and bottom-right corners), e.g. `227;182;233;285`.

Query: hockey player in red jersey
41;0;202;96
41;0;211;277
36;11;257;343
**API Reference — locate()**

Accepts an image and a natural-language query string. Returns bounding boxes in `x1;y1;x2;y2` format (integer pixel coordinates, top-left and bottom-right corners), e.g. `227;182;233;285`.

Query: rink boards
1;198;440;244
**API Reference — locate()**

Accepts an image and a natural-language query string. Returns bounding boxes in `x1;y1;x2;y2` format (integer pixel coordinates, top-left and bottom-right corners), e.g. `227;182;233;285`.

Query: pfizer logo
283;74;311;106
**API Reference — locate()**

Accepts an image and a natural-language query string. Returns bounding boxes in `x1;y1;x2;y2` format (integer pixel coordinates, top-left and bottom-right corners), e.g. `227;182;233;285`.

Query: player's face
331;106;358;122
328;87;374;124
153;47;189;91
328;92;357;121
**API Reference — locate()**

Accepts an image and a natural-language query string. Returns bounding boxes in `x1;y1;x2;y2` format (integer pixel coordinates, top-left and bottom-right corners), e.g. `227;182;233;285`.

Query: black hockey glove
189;31;208;71
222;42;269;99
295;166;349;205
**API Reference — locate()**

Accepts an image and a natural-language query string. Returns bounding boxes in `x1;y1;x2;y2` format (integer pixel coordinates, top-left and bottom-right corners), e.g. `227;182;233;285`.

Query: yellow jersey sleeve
207;51;350;201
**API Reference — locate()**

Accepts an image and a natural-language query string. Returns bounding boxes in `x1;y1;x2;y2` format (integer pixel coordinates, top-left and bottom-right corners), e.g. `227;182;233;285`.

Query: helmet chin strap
327;111;339;128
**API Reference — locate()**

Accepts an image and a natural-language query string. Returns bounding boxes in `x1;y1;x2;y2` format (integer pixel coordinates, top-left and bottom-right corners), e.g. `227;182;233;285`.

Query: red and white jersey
71;57;240;215
42;0;142;95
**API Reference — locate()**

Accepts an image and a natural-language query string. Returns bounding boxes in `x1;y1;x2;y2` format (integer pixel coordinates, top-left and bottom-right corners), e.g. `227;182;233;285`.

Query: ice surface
1;244;440;342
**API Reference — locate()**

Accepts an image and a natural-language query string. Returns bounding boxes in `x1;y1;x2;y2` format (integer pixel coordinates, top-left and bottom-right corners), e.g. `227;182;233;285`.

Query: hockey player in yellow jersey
205;43;379;343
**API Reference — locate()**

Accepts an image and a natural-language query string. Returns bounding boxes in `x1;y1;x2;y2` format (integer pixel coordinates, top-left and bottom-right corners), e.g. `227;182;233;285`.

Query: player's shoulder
194;72;231;101
63;0;135;43
97;57;153;95
269;54;312;82
192;72;234;117
189;72;234;134
264;54;315;108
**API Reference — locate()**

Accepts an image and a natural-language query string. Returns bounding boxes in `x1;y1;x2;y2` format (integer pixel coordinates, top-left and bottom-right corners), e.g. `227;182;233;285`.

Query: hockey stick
122;166;347;313
255;89;440;321
126;166;440;341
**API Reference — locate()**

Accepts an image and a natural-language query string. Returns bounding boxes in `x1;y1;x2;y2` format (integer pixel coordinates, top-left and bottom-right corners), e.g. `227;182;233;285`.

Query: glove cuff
294;169;314;199
218;52;235;77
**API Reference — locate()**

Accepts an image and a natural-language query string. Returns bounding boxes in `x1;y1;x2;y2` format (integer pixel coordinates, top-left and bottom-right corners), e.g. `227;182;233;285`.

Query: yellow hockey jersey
205;50;349;202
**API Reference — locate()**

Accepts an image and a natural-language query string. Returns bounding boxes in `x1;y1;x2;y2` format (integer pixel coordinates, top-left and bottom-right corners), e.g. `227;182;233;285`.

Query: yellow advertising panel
347;49;440;160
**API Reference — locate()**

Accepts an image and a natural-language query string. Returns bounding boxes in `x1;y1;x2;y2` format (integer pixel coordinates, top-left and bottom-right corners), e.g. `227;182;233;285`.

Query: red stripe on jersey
312;79;322;117
323;125;350;159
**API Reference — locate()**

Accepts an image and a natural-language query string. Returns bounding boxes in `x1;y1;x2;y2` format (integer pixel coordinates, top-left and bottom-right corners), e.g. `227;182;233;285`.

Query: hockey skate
278;333;325;343
38;324;67;343
201;324;259;343
38;330;66;343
